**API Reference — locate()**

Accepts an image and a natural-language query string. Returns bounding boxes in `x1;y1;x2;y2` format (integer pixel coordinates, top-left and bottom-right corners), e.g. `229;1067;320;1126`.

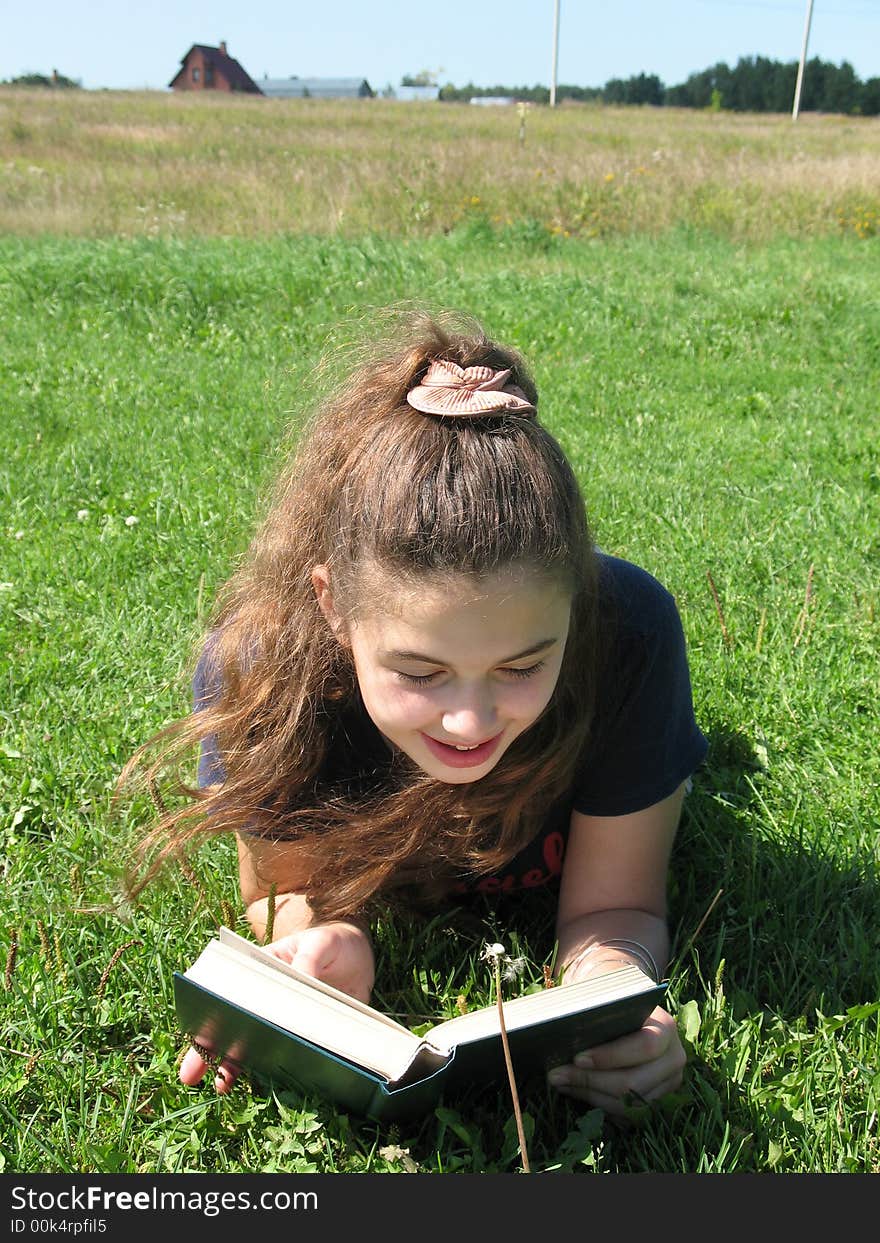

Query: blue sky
4;1;878;91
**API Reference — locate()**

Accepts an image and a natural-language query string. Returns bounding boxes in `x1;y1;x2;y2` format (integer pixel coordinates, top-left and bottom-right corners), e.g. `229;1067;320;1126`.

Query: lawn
0;125;878;1174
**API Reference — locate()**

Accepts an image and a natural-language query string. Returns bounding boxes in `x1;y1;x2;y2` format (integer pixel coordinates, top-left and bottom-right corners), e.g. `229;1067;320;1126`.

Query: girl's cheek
379;682;434;718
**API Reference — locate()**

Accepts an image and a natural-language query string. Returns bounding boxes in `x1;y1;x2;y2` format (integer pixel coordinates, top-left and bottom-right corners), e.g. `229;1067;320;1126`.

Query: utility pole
792;0;814;121
550;0;560;108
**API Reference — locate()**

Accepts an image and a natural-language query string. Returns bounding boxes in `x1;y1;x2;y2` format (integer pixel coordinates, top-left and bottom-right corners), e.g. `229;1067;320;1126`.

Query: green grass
1;228;878;1173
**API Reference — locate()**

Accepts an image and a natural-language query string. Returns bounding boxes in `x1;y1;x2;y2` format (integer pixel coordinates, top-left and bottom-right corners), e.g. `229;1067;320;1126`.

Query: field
0;91;879;1176
1;88;879;240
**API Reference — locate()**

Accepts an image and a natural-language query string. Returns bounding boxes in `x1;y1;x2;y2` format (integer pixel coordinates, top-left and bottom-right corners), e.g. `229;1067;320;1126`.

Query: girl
128;309;707;1116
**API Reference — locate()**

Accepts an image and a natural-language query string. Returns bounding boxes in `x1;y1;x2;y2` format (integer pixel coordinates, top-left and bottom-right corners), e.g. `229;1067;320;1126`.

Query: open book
174;927;667;1122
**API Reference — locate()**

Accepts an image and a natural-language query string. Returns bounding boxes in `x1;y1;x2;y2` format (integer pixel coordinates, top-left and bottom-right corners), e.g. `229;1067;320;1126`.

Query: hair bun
406;359;536;418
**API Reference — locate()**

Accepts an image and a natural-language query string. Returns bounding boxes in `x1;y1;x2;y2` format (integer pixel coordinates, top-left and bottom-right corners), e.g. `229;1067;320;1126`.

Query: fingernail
547;1069;570;1087
573;1053;594;1069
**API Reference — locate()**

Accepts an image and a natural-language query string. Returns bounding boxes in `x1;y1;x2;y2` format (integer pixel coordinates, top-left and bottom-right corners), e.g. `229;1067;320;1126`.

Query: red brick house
168;42;261;93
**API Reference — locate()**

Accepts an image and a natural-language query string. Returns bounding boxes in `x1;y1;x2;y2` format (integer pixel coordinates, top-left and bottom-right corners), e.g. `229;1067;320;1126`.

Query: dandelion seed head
482;941;506;960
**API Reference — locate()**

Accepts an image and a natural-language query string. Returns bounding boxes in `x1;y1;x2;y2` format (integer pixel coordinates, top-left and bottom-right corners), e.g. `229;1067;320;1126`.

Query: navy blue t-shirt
195;554;708;897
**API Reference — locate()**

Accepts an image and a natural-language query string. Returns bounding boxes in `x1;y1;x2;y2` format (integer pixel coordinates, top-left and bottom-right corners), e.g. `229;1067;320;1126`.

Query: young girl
130;309;707;1117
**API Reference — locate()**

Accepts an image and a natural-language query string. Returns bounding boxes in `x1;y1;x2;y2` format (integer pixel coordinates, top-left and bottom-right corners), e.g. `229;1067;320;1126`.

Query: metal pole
550;0;560;108
792;0;815;121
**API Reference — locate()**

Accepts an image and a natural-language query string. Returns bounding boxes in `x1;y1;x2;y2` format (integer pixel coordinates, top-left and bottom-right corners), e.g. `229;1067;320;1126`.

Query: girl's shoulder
595;551;680;637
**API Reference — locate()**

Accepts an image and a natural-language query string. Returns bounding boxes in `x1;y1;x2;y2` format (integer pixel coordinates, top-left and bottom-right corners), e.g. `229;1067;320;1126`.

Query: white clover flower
124;515;139;527
77;509;89;521
378;1144;408;1162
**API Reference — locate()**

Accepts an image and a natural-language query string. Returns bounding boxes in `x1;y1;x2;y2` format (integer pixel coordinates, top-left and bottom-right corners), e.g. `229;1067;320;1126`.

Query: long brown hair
120;308;602;920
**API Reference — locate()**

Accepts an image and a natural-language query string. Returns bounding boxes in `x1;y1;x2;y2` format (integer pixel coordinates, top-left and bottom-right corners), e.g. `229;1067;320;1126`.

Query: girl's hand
546;1005;686;1115
263;920;376;1003
178;921;375;1094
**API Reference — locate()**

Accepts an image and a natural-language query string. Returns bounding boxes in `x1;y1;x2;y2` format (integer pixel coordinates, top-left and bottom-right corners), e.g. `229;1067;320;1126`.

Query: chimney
219;41;228;56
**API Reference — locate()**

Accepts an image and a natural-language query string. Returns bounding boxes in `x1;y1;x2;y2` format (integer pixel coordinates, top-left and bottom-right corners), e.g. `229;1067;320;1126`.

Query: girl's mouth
421;732;503;768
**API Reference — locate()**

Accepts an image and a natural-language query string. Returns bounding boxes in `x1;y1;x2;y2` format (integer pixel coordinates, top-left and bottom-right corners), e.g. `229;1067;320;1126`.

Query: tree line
2;72;81;88
438;56;880;116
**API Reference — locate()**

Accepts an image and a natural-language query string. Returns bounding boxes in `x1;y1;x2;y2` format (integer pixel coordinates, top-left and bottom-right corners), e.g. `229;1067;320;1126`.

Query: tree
861;77;880;117
401;69;443;87
7;70;80;88
603;73;663;106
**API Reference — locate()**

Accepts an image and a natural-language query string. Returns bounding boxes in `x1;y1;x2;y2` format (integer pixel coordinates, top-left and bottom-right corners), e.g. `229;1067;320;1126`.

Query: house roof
169;44;261;93
260;77;373;99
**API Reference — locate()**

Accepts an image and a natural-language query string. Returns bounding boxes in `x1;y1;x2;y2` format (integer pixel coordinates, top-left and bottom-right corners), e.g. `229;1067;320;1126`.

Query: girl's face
313;564;572;783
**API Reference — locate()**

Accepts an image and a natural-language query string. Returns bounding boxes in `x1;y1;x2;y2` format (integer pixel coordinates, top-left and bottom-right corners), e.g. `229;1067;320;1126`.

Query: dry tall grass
1;88;877;239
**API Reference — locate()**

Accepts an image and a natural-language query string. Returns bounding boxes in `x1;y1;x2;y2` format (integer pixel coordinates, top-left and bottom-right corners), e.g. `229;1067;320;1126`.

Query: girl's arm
179;832;375;1095
549;783;687;1113
236;832;376;1001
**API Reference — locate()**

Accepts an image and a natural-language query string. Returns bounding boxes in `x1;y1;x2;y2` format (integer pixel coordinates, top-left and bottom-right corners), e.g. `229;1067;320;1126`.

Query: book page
217;927;411;1035
426;965;656;1051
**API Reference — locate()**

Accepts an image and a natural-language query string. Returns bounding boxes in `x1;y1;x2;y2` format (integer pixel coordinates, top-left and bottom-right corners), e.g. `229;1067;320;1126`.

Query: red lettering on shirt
459;829;568;896
475;873;517;894
542;830;565;878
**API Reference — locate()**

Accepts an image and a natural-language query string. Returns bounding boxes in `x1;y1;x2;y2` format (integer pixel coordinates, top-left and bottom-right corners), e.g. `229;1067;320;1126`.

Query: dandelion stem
492;953;531;1173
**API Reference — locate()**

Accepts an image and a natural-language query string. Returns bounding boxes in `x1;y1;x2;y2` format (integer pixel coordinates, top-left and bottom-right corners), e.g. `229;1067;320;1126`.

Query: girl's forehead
356;564;571;626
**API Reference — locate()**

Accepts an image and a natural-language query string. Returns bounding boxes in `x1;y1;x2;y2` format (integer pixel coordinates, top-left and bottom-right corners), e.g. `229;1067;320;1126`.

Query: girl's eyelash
507;660;546;679
396;660;546;686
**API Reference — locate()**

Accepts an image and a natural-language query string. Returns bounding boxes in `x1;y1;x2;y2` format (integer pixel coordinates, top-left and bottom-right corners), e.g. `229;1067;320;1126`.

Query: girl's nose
440;689;498;742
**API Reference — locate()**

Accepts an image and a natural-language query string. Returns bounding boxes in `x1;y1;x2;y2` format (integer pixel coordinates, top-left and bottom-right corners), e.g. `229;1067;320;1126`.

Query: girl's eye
502;660;546;680
395;671;439;686
394;660;546;686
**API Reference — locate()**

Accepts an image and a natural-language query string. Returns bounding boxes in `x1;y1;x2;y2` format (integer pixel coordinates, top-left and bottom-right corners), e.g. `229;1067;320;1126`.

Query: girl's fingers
212;1059;240;1094
179;1045;241;1094
552;1071;684;1116
264;932;304;964
178;1046;210;1086
572;1007;678;1071
548;1052;685;1108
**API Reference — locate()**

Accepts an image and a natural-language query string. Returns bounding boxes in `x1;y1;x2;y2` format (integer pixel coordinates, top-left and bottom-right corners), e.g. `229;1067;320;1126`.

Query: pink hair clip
406;359;536;418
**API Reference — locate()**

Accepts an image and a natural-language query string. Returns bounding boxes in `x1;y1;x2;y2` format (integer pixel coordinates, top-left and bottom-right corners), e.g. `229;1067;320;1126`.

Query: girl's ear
311;565;349;643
